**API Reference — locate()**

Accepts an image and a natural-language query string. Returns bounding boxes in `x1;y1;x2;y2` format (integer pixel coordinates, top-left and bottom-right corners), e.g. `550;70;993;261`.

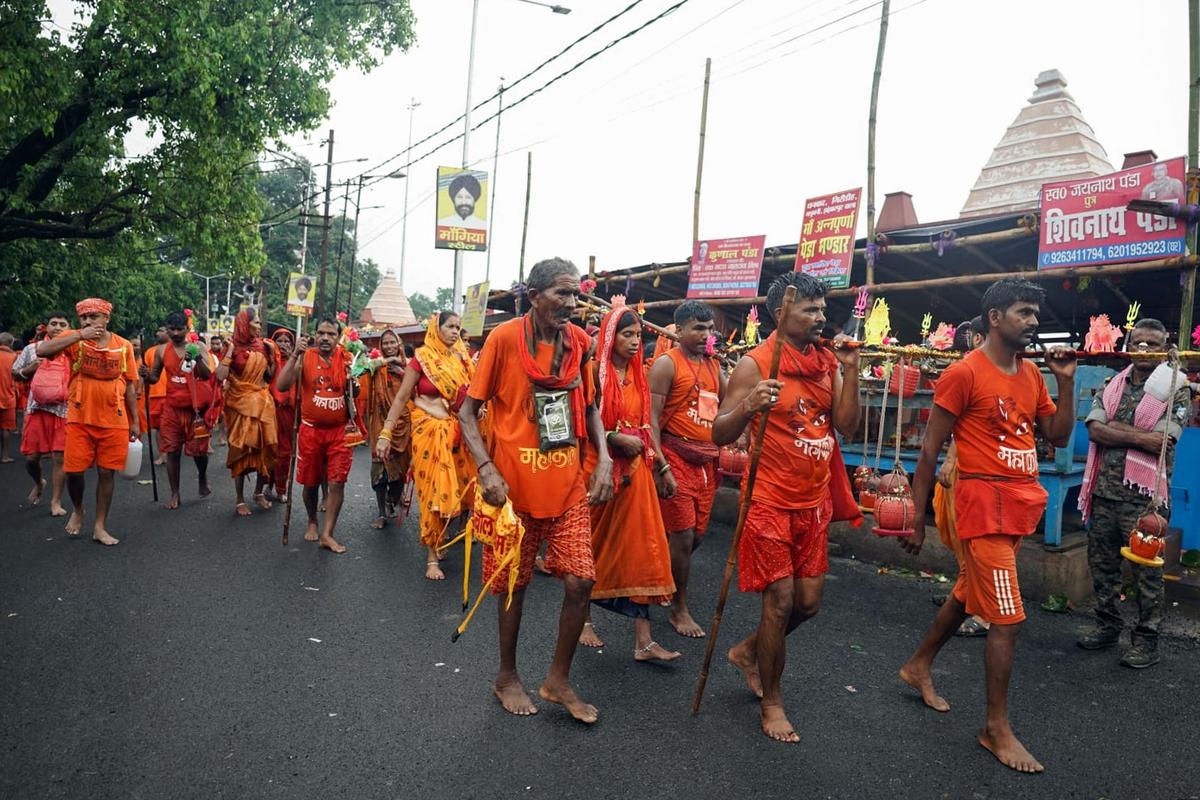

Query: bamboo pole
864;0;890;287
517;151;532;316
693;57;712;250
692;285;797;716
1181;0;1200;346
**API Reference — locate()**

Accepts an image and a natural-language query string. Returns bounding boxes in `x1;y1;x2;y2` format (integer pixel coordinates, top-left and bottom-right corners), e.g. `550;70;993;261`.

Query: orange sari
368;363;411;483
224;322;278;478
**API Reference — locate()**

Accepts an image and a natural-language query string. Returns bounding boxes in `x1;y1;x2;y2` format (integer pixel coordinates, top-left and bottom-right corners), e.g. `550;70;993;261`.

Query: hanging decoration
863;297;891;346
1083;314;1122;353
744;306;760;347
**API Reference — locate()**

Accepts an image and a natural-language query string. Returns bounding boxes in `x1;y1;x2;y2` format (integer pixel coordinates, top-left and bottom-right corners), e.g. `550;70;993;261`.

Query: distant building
358;271;417;328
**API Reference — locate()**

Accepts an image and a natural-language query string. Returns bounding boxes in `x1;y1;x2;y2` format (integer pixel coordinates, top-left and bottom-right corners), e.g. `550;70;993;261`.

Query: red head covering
76;298;113;317
230;309;266;372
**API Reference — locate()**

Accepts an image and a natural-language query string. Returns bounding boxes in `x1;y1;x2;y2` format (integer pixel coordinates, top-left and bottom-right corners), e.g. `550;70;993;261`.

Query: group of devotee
4;261;1191;774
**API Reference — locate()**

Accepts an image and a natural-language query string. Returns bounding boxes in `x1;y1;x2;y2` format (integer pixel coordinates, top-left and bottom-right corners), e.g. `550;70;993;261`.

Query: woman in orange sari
215;309;278;516
375;312;475;580
367;328;412;529
581;303;679;662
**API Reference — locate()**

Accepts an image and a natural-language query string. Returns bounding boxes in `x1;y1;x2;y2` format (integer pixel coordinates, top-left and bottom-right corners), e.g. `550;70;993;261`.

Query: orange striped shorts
950;533;1025;624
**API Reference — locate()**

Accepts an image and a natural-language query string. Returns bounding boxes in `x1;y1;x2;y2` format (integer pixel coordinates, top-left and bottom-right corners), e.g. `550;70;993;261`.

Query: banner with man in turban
435;166;488;252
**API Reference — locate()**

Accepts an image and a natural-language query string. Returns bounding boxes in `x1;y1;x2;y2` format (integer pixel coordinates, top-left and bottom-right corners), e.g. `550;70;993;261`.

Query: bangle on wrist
658;462;672;475
477;459;493;471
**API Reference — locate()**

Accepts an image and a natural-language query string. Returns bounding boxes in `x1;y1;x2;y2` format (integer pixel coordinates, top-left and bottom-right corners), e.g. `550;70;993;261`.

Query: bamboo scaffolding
865;0;890;287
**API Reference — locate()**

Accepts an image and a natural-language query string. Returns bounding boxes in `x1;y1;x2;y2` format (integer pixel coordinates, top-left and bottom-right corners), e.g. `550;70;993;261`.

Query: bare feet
318;535;347;554
978;726;1044;773
49;502;67;517
198;481;211;497
728;645;764;698
65;509;84;537
578;622;605;648
494;677;538;716
538;681;599;724
534;555;552;575
425;561;445;580
371;516;386;530
27;479;46;506
1;456;16;464
318;500;326;513
634;641;681;662
899;662;950;713
760;704;800;743
669;609;706;638
92;528;119;546
235;502;252;516
163;494;180;510
253;493;272;510
303;522;319;542
154;454;166;466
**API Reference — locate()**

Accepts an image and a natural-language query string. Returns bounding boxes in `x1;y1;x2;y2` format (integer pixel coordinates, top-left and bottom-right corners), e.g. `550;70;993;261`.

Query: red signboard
1038;157;1188;270
686;235;766;299
795;188;862;289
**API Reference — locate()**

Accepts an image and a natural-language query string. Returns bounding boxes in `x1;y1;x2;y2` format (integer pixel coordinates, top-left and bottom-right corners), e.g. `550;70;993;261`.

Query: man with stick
649;300;725;638
139;311;213;510
459;257;614;723
276;317;354;554
898;278;1077;774
711;273;860;743
13;311;71;514
1076;318;1190;668
37;298;140;546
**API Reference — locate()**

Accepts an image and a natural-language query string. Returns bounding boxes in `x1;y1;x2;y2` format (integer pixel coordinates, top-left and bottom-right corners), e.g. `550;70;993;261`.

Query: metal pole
316;130;335;320
346;176;365;321
864;0;890;288
332;179;351;313
299;164;311;275
452;0;481;314
486;80;504;282
1179;0;1200;346
399;98;420;291
692;57;711;250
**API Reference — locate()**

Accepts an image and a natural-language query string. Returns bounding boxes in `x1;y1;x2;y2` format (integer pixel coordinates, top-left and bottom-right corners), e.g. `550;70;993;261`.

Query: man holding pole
898;278;1077;774
711;273;860;743
37;298;140;546
649;300;725;638
458;257;614;723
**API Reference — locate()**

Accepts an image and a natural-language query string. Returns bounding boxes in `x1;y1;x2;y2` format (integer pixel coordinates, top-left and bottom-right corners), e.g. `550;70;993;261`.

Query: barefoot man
140;311;213;509
898;278;1076;773
458;257;614;722
37;298;140;546
712;273;860;743
13;311;72;514
276;317;355;554
648;300;725;638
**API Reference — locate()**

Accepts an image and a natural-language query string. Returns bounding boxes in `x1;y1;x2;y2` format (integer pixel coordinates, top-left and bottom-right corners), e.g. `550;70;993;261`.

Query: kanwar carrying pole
692;285;796;715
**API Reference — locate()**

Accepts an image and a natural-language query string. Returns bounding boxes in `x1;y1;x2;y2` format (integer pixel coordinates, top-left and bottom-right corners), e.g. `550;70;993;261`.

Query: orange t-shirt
468;318;593;519
144;346;167;398
161;345;195;409
0;347;16;409
935;349;1056;478
744;340;836;509
64;332;138;429
300;347;350;428
660;348;719;442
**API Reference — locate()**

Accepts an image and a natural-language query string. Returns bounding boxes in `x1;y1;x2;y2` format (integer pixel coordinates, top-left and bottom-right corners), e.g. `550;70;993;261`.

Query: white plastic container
122;438;143;479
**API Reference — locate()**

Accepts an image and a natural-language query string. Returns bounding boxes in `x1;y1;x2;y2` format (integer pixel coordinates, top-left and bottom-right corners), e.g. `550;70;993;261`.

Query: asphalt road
2;446;1198;800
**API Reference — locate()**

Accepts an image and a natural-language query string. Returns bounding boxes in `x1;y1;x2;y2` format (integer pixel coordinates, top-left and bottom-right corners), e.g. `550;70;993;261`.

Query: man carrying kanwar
267;329;296;504
13;311;72;514
458;257;614;723
139;311;214;509
37;297;140;546
276;317;356;554
1076;318;1190;669
712;273;861;743
648;299;725;638
214;308;277;516
898;278;1077;774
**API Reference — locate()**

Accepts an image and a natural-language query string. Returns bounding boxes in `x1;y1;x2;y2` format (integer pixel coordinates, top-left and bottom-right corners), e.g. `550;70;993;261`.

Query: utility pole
346;175;366;321
517;151;532;317
316;130;335;321
485;80;504;282
864;0;890;289
453;0;481;313
298;163;312;275
332;179;351;313
399;98;420;291
692;58;711;251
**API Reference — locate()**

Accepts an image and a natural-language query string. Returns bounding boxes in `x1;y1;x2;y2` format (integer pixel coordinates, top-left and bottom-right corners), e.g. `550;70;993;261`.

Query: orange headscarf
413;314;474;407
231;309;266;373
596;302;654;485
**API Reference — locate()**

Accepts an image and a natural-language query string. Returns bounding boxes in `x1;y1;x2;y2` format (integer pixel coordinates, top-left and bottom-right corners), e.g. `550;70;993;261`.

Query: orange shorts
159;403;208;458
0;405;15;431
739;496;832;592
64;423;130;473
296;421;352;486
951;534;1025;625
20;410;66;455
659;445;716;535
483;498;595;592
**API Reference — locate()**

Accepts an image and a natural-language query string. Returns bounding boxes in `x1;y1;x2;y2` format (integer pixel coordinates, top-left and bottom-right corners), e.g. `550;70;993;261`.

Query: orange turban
75;298;113;316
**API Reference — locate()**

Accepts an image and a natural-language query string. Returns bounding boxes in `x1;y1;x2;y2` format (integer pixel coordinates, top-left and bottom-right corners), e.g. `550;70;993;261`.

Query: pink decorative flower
1192;324;1200;348
347;328;360;341
337;311;348;323
580;278;597;295
184;308;193;317
369;348;382;358
705;335;717;356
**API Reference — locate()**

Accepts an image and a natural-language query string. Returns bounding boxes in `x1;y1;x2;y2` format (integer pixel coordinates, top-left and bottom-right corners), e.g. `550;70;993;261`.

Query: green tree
408;287;454;321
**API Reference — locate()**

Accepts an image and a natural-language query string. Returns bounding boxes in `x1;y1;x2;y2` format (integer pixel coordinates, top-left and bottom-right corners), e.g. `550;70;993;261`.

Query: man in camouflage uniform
1077;319;1191;668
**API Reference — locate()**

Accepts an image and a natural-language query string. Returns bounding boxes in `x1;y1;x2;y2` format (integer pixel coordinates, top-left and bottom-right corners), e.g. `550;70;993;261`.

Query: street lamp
177;267;222;332
337;169;404;318
452;0;572;312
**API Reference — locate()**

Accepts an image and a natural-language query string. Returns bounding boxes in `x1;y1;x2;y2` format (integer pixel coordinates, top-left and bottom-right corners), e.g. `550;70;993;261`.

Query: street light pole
316;130;336;320
400;98;420;292
452;0;481;314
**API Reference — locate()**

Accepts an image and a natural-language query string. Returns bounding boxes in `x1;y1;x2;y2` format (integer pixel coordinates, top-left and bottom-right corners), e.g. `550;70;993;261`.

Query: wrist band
478;459;494;471
658;462;672;475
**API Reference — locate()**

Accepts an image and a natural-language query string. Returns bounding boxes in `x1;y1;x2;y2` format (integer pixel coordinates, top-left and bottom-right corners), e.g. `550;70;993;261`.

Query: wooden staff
691;285;796;716
280;339;306;546
143;370;159;503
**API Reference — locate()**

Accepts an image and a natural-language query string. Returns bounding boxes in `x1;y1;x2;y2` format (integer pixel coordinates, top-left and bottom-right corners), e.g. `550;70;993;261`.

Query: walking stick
143;369;159;503
281;370;303;546
692;285;796;716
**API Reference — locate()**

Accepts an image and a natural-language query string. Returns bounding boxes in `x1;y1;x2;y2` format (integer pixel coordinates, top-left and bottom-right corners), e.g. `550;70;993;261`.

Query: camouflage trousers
1087;495;1164;646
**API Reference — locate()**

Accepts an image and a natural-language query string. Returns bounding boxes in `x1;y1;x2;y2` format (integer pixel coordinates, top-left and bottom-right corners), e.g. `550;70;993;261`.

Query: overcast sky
62;0;1198;301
